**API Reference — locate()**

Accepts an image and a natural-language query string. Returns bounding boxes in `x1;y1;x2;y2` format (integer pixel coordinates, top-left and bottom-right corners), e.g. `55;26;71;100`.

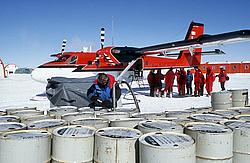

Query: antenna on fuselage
61;39;67;54
101;28;105;49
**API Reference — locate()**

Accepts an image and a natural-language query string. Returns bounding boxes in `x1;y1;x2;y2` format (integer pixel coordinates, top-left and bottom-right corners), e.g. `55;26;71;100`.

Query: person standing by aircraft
194;67;201;97
164;68;175;98
178;68;187;96
186;70;193;95
200;72;205;96
87;73;121;109
147;69;156;97
176;69;181;95
217;67;228;91
205;67;216;96
155;69;164;97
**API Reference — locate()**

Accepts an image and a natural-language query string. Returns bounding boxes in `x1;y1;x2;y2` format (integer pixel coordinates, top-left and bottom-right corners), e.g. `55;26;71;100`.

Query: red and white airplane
31;22;250;83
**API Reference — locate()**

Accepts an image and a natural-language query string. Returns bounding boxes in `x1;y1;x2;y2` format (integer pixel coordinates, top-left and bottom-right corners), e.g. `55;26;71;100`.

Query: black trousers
150;86;155;97
220;82;225;91
200;84;204;96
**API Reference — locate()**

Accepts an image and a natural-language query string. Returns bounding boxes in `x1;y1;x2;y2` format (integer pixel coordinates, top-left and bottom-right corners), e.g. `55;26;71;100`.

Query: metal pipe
112;80;140;112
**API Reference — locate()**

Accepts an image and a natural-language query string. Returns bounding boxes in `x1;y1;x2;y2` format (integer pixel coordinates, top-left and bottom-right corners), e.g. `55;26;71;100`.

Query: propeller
101;28;105;49
93;28;105;66
61;39;67;54
50;39;67;57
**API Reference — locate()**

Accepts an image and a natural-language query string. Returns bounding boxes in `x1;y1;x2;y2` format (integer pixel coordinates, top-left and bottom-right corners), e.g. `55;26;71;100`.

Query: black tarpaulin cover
46;77;96;108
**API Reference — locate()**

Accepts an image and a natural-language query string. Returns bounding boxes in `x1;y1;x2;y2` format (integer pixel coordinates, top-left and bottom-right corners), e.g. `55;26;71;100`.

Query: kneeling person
87;73;121;109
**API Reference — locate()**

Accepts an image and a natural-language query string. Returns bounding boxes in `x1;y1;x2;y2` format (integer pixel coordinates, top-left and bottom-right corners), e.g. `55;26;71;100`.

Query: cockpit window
69;56;78;64
55;55;70;62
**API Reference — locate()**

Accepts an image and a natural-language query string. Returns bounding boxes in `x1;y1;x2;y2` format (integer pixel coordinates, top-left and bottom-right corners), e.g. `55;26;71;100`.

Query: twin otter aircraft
31;22;250;83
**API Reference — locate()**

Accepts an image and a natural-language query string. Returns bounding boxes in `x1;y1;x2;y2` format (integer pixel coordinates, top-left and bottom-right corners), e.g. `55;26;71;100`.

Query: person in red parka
164;68;175;98
217;67;228;91
175;69;181;95
205;67;215;95
178;68;187;96
147;69;156;97
200;72;205;96
194;67;201;97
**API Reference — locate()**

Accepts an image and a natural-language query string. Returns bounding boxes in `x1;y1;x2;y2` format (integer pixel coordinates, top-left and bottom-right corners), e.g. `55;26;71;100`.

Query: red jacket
194;69;201;83
218;70;227;83
164;70;175;85
178;69;187;85
200;73;205;84
147;71;156;86
206;69;215;84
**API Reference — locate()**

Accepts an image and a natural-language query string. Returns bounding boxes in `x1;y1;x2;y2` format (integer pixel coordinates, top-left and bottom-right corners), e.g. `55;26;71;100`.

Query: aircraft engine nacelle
96;46;143;65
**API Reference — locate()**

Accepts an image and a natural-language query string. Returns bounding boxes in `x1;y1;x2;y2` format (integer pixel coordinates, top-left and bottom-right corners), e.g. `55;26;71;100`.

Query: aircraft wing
139;30;250;53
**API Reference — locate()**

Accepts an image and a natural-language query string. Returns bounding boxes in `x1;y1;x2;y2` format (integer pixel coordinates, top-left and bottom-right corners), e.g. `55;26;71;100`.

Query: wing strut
117;58;139;81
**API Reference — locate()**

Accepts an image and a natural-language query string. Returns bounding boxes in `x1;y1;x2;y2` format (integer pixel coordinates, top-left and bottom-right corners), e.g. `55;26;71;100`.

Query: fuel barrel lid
1;130;50;139
185;122;232;133
96;127;141;139
185;107;212;113
71;118;109;125
210;110;240;118
166;110;193;116
0;115;20;122
28;119;66;129
140;132;194;148
139;120;182;130
212;91;232;95
111;118;144;122
62;112;94;117
228;107;250;114
190;113;228;122
53;125;95;137
0;122;26;132
223;121;250;130
48;107;77;113
235;115;250;121
132;112;164;119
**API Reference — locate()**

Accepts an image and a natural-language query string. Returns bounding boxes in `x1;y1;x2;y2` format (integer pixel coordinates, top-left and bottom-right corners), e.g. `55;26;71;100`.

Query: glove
101;100;112;108
90;96;98;102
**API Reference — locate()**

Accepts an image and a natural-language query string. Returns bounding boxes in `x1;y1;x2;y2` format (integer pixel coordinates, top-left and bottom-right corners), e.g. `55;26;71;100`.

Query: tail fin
185;22;204;40
180;22;204;66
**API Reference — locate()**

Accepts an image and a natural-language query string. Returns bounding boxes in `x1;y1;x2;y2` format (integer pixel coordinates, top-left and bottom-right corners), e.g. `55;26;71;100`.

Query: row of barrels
0;96;249;162
211;89;248;110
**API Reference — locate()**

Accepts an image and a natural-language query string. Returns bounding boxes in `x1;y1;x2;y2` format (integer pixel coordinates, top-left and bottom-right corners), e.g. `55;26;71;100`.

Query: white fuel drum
211;91;232;110
184;122;233;161
94;127;142;163
0;130;51;163
52;125;96;163
139;132;195;163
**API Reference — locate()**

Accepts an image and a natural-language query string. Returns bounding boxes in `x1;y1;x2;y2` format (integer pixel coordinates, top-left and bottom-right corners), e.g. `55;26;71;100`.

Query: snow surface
0;73;249;112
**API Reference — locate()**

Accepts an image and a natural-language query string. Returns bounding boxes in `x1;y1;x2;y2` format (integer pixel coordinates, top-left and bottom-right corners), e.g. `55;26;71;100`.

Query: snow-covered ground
0;73;249;112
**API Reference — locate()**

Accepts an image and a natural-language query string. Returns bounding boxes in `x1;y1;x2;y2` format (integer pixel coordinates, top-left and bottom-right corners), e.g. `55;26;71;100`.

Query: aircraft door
134;58;143;78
